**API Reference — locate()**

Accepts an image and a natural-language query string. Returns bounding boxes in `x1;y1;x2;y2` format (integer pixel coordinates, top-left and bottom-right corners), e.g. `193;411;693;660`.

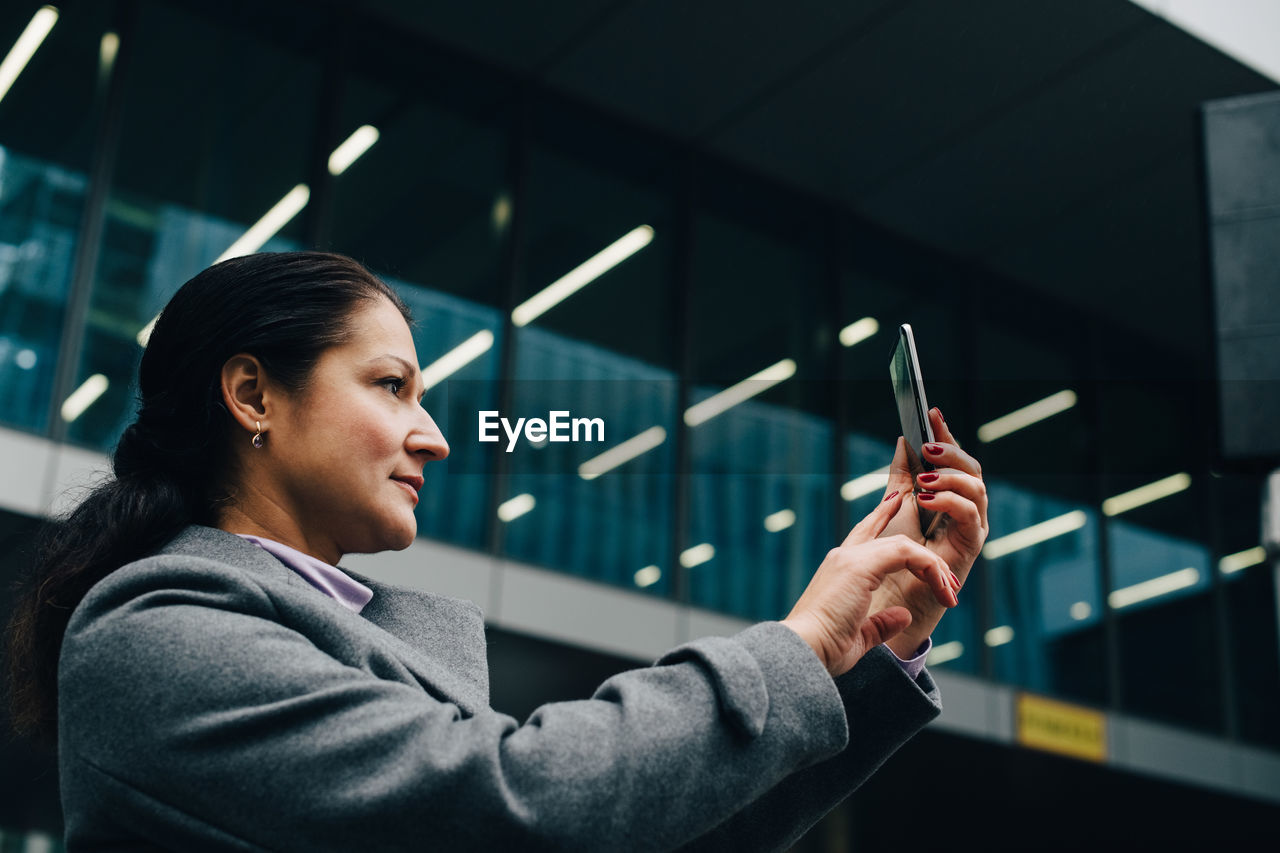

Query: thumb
885;436;914;497
859;606;912;651
843;487;905;546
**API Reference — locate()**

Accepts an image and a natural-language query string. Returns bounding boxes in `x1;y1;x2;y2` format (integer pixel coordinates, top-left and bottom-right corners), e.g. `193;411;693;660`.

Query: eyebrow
367;355;426;401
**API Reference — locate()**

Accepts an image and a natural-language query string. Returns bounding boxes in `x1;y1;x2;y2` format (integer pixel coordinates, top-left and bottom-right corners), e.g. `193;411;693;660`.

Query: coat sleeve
679;646;942;852
58;558;853;852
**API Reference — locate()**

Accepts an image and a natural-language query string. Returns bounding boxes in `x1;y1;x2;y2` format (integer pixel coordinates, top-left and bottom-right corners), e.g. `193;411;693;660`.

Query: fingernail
918;492;936;502
924;443;943;455
949;570;961;590
883;490;899;502
918;472;939;483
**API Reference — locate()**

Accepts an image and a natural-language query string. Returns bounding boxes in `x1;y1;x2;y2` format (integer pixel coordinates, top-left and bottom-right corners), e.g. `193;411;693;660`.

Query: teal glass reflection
0;1;112;436
0;146;80;433
501;327;676;596
62;1;318;451
1106;519;1210;611
688;398;834;621
985;481;1103;702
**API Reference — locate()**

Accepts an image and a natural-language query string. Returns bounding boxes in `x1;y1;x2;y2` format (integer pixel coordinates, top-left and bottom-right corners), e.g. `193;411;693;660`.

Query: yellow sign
1016;693;1108;763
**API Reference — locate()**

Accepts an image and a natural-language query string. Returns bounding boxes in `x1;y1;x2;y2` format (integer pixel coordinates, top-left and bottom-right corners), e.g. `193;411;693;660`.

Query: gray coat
57;525;941;851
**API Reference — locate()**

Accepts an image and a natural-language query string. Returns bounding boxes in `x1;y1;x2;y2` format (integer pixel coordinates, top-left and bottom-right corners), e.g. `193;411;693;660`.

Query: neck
217;494;342;566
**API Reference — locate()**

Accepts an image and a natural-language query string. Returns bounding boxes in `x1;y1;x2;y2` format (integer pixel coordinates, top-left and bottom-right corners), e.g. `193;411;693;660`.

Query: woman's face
261;296;448;561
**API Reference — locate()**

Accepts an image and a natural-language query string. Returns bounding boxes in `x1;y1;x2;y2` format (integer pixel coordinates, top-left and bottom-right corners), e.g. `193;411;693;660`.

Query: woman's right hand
781;490;960;678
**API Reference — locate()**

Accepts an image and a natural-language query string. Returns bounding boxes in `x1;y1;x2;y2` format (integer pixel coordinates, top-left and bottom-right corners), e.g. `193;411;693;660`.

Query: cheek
334;403;405;473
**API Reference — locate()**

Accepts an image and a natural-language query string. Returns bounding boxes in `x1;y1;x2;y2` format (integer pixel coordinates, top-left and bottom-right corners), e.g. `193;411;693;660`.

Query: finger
916;489;984;541
921;435;982;480
859;605;913;651
917;468;988;530
842;487;905;547
929;407;958;448
884;436;914;496
869;536;959;607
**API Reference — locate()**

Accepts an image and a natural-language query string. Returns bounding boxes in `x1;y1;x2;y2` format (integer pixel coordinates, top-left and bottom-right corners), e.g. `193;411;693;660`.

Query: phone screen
890;324;941;536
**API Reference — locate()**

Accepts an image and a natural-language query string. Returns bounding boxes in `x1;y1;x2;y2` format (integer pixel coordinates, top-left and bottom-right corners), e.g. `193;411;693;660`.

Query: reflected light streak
763;509;796;532
0;6;59;107
1219;545;1266;575
497;493;536;522
1108;567;1200;610
138;184;312;346
61;374;108;422
420;329;494;392
99;31;119;73
838;317;879;348
683;359;796;427
578;426;666;481
1102;473;1192;517
328;125;379;175
840;467;890;502
977;389;1077;443
679;543;715;568
512;225;654;327
634;565;661;588
984;626;1014;647
1070;601;1092;621
927;641;964;666
982;510;1088;560
215;183;310;264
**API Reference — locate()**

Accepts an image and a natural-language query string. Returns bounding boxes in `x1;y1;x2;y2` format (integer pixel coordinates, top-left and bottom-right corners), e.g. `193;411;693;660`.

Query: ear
220;353;269;436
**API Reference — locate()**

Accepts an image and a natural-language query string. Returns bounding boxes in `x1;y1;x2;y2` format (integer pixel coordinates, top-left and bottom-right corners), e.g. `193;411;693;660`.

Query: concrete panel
683;607;751;643
931;670;1013;742
47;445;110;517
343;538;494;613
0;427;53;516
491;559;680;661
1110;716;1237;793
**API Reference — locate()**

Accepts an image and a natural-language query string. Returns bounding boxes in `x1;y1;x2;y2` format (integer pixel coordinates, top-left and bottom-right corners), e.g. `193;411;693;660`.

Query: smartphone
890;324;942;537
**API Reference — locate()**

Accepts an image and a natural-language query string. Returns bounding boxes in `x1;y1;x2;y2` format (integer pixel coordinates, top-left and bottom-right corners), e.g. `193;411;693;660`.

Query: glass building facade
1;1;1278;843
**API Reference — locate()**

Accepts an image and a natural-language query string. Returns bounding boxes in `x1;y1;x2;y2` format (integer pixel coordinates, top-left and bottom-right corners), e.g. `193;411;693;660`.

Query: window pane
65;1;319;449
986;483;1104;701
499;105;678;595
686;196;834;621
0;3;112;434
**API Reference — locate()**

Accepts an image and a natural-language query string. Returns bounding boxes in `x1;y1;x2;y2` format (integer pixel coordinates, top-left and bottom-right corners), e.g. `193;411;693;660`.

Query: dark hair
5;251;410;742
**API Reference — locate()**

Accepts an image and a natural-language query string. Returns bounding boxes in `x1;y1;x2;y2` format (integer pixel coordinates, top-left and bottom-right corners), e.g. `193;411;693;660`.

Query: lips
391;474;424;502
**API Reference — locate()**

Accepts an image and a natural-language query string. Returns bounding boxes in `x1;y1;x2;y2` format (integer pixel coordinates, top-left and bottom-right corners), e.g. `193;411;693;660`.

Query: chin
385;516;418;551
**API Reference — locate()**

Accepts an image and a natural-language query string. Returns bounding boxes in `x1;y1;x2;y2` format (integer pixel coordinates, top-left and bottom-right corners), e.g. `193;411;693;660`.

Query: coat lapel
160;526;491;715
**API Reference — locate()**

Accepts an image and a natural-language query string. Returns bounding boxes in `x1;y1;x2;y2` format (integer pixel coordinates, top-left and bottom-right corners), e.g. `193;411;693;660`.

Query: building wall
1;0;1278;846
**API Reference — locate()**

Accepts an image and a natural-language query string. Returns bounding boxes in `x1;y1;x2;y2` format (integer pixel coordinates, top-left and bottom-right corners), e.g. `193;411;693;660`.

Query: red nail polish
918;472;939;483
918;493;936;502
924;443;943;455
950;570;961;589
883;490;899;502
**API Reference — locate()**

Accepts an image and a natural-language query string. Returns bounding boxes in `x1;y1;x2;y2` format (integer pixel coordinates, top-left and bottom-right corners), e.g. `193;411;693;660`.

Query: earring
252;420;264;448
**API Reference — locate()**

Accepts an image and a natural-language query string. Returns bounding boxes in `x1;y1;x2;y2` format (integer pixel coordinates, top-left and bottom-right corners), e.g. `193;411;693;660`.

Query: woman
6;252;987;851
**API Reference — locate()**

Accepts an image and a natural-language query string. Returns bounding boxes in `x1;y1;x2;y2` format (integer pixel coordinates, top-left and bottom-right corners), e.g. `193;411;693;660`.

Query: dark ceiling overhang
358;0;1277;360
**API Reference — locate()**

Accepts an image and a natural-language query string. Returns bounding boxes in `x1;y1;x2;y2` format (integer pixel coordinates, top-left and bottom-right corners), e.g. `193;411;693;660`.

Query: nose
408;407;450;462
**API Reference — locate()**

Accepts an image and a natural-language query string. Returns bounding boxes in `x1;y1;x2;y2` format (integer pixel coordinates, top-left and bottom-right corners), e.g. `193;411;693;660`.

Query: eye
378;377;406;396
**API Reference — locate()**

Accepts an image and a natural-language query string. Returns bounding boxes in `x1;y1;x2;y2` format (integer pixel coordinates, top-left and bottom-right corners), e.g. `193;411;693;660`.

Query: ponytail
6;433;194;741
5;251;410;742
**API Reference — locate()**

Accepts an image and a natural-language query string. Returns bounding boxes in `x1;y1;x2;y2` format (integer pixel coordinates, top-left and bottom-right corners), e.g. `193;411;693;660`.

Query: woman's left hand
872;407;988;658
